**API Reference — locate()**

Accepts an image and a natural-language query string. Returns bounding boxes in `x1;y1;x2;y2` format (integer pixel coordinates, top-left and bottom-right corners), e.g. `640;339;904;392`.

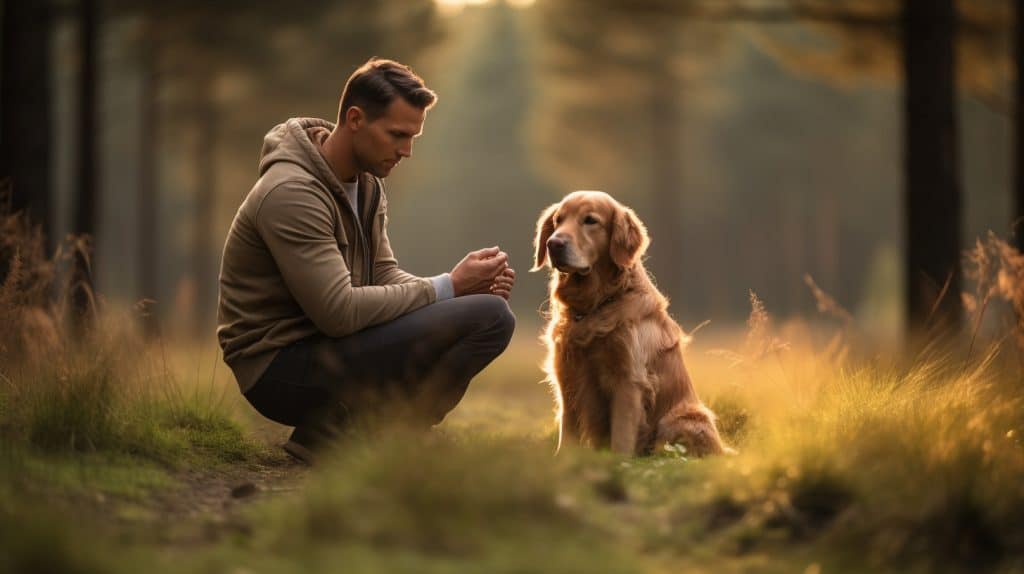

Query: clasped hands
450;246;516;300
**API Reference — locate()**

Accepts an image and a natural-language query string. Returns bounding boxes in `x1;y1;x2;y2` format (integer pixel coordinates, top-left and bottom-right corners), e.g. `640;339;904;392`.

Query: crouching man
217;58;516;463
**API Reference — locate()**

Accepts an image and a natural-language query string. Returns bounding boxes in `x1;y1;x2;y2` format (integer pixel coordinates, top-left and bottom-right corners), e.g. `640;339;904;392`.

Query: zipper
333;175;381;286
359;175;382;285
331;177;374;287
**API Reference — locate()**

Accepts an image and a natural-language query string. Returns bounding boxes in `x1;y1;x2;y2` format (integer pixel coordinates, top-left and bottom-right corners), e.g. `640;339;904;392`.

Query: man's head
337;58;437;178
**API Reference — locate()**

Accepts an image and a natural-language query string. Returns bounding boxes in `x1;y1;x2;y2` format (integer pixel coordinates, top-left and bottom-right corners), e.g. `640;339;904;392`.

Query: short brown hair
337;58;437;124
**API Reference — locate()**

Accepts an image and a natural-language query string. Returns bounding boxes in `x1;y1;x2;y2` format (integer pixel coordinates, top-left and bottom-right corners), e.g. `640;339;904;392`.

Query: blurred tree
537;0;1010;337
733;0;1010;336
715;1;1008;105
1017;0;1024;247
136;12;159;338
703;2;901;318
108;1;334;337
70;0;100;332
535;0;896;318
1;0;54;252
146;3;281;338
102;1;163;337
533;0;732;310
903;0;961;336
103;1;218;338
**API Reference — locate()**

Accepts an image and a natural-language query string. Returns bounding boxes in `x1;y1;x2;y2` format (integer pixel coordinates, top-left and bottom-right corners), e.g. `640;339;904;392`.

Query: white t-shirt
339;179;358;214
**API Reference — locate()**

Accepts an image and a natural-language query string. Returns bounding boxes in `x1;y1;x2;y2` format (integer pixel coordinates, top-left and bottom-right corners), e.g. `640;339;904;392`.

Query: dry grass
0;198;267;467
2;194;1024;572
672;289;1023;572
963;231;1024;358
0;195;64;365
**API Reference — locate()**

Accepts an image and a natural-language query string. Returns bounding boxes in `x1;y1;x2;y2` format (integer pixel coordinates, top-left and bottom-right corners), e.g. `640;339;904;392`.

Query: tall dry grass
963;231;1024;360
0;197;264;466
0;194;65;367
676;263;1024;572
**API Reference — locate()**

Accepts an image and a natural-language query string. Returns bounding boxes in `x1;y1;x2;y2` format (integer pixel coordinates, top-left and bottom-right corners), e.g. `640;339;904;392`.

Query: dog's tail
654;402;731;457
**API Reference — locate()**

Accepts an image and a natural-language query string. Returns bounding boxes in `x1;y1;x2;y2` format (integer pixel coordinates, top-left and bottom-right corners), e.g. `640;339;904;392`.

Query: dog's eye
583;215;599;225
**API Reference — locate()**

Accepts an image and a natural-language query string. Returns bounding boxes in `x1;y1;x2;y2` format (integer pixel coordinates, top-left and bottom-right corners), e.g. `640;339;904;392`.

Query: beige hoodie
217;118;437;393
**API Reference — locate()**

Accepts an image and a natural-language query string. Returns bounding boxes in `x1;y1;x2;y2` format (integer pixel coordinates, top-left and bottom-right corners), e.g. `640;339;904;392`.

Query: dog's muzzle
547;236;591;275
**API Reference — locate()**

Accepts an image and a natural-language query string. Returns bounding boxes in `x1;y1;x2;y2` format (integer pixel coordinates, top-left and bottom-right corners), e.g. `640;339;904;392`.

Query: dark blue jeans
244;294;515;430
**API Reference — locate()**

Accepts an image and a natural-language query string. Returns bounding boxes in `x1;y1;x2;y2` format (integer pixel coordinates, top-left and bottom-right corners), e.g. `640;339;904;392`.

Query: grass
1;325;268;468
3;308;1024;573
3;201;1024;572
1;319;1023;573
245;432;643;574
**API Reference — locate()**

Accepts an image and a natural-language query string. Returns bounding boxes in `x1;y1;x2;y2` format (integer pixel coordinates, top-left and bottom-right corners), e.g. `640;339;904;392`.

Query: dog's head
531;191;649;276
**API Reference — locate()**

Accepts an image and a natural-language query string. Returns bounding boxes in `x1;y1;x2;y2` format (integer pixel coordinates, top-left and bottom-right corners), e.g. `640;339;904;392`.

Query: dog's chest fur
553;312;676;432
553;310;677;384
556;320;635;394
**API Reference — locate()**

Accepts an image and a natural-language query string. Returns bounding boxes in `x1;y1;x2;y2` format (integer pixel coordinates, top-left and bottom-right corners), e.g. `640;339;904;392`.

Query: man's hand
489;266;516;300
451;247;509;297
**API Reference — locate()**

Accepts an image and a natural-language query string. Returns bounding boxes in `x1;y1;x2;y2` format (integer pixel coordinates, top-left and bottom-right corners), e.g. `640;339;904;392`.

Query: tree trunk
1;0;53;250
71;0;100;331
1015;0;1024;245
902;0;962;339
193;72;217;339
138;16;160;339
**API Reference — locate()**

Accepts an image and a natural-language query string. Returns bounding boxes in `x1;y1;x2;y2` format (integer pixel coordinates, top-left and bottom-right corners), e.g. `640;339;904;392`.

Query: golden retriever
532;191;729;457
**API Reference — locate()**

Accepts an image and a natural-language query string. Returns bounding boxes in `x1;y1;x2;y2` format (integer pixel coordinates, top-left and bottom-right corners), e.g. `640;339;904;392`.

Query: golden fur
532;191;728;456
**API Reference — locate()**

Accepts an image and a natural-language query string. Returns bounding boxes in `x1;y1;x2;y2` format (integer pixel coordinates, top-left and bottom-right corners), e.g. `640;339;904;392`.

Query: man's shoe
283;426;319;465
282;406;350;465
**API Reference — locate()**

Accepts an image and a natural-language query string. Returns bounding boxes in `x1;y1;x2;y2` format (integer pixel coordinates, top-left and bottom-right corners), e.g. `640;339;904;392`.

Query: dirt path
116;456;312;547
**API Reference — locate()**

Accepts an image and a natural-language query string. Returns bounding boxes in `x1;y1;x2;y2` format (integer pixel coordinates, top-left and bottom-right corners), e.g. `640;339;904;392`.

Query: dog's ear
531;203;559;271
609;205;649;269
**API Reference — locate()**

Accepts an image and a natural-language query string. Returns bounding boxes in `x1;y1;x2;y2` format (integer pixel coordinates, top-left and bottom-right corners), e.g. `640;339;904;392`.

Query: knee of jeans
482;295;516;346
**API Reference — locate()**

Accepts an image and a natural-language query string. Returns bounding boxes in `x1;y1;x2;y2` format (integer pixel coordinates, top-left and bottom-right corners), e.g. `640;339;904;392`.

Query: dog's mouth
553;262;592;276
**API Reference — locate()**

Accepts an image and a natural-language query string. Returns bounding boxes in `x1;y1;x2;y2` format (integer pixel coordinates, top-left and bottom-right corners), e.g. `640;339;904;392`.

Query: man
217;58;516;464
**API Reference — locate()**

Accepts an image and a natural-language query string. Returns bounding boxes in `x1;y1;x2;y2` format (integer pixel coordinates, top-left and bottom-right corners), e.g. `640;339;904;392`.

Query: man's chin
360;161;395;178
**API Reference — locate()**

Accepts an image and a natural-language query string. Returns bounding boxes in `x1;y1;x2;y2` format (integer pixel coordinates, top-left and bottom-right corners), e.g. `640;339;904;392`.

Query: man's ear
345;106;365;129
609;205;649;269
531;203;559;271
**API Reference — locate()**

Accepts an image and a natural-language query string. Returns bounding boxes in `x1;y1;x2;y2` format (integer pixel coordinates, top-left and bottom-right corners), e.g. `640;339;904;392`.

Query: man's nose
398;141;412;158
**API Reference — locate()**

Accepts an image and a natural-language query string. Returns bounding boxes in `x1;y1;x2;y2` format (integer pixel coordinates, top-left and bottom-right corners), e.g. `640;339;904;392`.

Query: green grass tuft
161;402;264;465
245;429;643;573
25;358;121;453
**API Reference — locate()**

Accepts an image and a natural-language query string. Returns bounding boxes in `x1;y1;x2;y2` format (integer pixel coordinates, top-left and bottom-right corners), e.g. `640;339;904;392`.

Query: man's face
350;98;425;178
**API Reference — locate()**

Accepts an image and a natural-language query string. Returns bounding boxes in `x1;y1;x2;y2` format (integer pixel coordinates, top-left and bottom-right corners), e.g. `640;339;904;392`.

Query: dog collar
570;295;618;322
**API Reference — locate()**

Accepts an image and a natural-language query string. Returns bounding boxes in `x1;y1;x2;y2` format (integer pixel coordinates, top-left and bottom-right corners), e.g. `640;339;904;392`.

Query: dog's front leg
610;384;643;456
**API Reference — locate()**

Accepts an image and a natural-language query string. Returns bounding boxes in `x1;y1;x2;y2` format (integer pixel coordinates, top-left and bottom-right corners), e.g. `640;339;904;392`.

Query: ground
1;320;1022;574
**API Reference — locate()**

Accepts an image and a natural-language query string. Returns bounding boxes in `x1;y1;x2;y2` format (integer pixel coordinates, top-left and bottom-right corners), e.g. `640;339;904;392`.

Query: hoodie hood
258;117;345;195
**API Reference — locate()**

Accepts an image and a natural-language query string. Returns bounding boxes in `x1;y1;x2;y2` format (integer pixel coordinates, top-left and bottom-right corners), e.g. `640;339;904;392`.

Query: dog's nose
546;236;567;253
